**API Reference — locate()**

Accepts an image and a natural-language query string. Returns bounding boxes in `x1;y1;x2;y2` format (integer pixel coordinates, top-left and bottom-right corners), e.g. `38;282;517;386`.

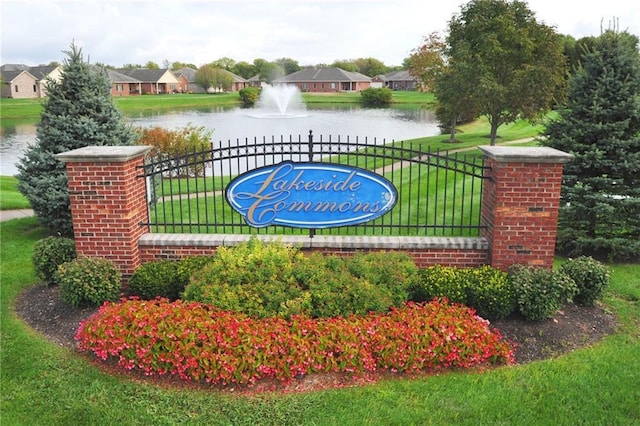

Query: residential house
26;65;63;96
272;67;371;93
106;68;144;96
116;68;180;94
380;70;418;91
1;69;38;98
1;64;62;98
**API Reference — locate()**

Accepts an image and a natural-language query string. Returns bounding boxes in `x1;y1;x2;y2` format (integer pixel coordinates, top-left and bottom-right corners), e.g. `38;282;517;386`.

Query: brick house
115;68;180;94
273;67;371;92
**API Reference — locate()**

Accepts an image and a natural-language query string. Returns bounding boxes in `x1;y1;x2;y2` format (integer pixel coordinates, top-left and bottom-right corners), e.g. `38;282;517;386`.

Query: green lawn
0;91;436;121
1;216;639;425
0;176;31;210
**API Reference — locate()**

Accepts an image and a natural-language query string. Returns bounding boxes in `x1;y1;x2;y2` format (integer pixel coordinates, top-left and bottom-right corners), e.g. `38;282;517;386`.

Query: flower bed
76;298;514;387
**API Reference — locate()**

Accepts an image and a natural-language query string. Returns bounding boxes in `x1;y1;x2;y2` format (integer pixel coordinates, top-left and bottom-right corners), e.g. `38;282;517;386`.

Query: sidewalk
0;209;35;222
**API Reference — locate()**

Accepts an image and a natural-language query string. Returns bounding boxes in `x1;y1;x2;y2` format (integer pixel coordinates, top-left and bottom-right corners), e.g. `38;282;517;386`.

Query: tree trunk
448;117;457;142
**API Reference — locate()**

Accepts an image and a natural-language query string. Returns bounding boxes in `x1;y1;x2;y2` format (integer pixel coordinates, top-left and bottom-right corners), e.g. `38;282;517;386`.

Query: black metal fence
139;131;489;237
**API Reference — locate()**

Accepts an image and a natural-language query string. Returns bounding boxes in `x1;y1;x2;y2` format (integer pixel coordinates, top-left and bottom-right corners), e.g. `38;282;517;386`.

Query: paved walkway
0;209;35;222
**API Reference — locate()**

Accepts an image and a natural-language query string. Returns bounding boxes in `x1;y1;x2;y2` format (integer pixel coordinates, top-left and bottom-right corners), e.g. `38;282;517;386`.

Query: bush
136;124;212;177
76;298;514;386
297;254;395;318
509;265;577;321
183;238;307;318
409;265;468;305
128;260;181;300
560;256;610;306
127;256;214;301
32;236;76;285
408;265;516;320
57;257;121;307
360;87;393;106
239;87;261;106
346;252;417;307
463;266;515;320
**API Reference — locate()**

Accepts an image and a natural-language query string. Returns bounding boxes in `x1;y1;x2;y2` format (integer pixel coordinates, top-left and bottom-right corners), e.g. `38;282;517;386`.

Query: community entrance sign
225;161;397;228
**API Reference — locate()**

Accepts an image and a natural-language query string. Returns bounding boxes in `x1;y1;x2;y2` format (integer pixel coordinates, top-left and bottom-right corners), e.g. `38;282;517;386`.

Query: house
272;67;371;93
1;69;38;98
1;64;62;98
380;70;418;91
174;67;249;93
115;68;180;94
106;68;144;96
25;65;63;96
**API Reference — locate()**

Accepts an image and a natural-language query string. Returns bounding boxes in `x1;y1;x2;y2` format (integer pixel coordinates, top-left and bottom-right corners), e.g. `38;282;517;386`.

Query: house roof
274;67;371;83
106;68;141;83
1;64;30;72
116;68;179;83
26;66;60;80
380;70;415;82
174;67;197;82
0;69;37;83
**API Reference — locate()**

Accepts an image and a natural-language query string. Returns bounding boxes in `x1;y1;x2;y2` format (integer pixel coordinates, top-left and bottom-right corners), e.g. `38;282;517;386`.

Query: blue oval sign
225;161;397;228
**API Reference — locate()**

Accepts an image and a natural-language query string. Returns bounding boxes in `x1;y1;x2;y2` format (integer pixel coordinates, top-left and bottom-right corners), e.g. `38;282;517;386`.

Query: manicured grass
0;176;31;210
0;91;435;121
1;215;639;425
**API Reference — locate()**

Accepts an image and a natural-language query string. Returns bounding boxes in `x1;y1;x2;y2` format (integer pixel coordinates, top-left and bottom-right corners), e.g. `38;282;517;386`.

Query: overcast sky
2;0;639;69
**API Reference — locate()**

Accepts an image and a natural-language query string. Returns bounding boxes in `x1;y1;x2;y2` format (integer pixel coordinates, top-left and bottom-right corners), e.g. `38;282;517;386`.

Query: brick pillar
479;146;573;271
56;146;152;280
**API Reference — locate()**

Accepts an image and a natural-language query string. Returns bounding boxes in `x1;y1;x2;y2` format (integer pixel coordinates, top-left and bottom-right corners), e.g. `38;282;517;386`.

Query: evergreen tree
543;30;640;261
17;43;137;236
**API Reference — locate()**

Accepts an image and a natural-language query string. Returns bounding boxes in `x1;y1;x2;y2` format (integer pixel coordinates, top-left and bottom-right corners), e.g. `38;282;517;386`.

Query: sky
2;0;639;69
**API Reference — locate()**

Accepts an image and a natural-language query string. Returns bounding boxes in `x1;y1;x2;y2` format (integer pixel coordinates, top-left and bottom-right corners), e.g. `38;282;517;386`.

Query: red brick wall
480;147;572;270
59;145;572;281
58;146;152;280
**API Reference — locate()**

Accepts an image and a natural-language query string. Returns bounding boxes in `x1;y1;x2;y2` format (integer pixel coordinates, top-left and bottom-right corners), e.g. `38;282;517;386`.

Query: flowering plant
76;297;514;386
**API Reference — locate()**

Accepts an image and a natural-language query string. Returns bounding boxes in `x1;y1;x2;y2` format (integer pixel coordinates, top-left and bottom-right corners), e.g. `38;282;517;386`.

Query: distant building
1;64;62;98
273;67;371;92
379;70;417;91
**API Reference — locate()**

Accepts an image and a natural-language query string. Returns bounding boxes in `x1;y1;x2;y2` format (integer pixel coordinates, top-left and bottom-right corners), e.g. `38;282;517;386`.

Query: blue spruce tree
17;43;137;236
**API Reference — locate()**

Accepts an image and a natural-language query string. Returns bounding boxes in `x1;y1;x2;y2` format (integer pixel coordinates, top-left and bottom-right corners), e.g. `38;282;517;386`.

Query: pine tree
17;43;137;236
543;30;640;261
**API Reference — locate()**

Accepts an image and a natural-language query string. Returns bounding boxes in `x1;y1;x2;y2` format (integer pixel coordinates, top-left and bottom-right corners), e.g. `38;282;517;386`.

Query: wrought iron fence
139;131;489;237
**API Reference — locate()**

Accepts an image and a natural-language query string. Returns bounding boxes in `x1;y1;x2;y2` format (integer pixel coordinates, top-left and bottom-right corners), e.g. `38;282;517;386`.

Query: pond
0;104;441;176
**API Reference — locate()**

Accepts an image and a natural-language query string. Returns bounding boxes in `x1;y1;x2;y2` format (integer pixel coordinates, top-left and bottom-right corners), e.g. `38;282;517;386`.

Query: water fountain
250;84;307;118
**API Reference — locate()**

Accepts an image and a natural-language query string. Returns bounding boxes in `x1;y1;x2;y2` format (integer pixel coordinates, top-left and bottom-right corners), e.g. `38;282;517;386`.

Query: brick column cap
56;145;152;163
479;145;573;164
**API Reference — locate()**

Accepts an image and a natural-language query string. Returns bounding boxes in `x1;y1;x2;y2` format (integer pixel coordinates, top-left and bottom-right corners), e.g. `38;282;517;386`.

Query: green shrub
560;256;610;306
128;260;181;300
183;238;306;318
509;265;577;321
463;266;515;320
346;252;417;307
239;87;261;106
57;257;121;307
409;265;468;305
360;87;393;106
296;254;395;318
32;236;76;285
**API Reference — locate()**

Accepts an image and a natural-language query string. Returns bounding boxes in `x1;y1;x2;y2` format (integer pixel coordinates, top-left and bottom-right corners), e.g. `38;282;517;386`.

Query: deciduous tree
445;0;567;144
